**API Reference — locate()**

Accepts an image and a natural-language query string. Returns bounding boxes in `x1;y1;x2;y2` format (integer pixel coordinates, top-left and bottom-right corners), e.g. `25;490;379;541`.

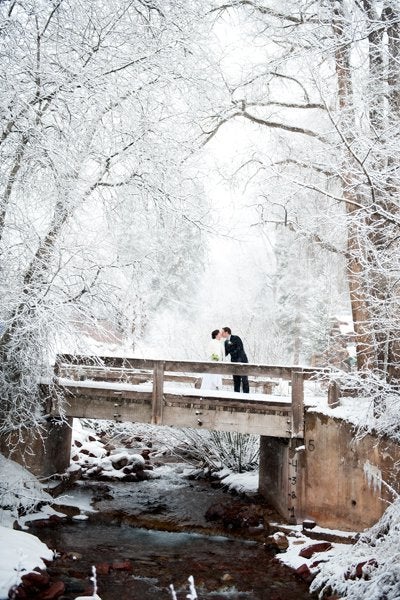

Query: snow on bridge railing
54;354;332;437
54;353;329;379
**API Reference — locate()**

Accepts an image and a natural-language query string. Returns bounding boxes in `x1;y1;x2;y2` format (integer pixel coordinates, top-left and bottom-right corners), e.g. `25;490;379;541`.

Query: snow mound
214;469;259;495
0;526;53;599
311;497;400;599
0;454;52;524
70;419;150;481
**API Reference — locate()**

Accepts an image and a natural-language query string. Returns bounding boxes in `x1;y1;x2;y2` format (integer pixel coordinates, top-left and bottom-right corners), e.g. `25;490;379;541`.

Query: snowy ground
0;455;55;598
0;527;54;598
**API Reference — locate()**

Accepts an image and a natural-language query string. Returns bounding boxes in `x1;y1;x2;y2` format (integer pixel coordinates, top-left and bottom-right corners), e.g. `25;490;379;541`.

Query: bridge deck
46;355;330;438
48;378;292;437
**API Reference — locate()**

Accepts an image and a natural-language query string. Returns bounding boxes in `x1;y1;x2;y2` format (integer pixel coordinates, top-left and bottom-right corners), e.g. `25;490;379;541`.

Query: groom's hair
222;327;231;335
211;329;220;339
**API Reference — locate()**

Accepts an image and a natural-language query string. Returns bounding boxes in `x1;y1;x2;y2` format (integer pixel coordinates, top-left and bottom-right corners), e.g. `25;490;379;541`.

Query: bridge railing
55;354;330;437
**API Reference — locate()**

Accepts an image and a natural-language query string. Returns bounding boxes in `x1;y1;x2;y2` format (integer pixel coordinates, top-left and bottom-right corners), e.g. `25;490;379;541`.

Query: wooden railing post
328;381;340;407
54;355;62;378
151;360;165;425
291;370;304;438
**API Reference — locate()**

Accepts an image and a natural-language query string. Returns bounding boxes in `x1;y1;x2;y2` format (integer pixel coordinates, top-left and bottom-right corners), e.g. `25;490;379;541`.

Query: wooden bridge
43;354;332;439
34;355;392;532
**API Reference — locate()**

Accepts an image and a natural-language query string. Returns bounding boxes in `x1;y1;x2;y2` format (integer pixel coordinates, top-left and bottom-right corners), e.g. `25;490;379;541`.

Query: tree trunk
332;0;377;371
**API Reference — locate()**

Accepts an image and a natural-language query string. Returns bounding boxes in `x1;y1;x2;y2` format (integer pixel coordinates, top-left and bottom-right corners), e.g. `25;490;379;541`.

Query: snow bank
308;395;374;427
278;529;348;572
311;497;400;599
0;455;55;598
0;526;53;599
0;454;52;525
70;419;151;481
213;469;259;495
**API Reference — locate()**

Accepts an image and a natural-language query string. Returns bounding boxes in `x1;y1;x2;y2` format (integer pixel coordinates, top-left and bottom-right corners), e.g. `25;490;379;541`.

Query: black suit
224;335;249;393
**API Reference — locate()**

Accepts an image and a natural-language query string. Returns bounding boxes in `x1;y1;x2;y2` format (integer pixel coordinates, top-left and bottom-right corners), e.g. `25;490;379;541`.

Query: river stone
64;578;87;594
110;456;129;470
135;470;149;481
112;559;133;572
8;585;28;599
205;501;264;530
21;570;50;588
295;564;315;583
95;562;110;576
264;533;289;554
123;474;138;482
38;580;65;599
299;542;332;559
344;558;378;580
52;503;81;517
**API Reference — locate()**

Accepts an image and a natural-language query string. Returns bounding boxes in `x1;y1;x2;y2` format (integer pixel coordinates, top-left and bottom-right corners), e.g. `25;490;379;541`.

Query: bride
201;329;224;390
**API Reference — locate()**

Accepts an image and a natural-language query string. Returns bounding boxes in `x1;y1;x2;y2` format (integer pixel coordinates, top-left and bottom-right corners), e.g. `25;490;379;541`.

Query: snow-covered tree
0;0;217;433
204;0;400;381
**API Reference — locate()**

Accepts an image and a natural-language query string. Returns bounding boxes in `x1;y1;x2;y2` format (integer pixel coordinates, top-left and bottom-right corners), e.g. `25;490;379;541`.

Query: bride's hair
211;329;220;339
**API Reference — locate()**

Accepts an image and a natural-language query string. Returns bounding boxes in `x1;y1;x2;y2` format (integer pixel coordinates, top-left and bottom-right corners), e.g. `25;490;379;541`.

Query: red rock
345;558;378;580
21;571;50;588
38;581;65;599
205;502;226;521
95;562;111;576
47;515;64;525
27;519;51;528
141;449;151;459
111;457;129;470
295;564;315;583
132;463;144;473
67;570;86;579
74;440;83;448
42;559;53;567
111;559;132;572
8;585;28;599
299;542;332;559
310;559;328;569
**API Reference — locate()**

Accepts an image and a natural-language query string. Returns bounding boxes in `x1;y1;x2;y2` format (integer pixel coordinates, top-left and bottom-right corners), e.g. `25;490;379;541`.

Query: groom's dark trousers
225;335;249;393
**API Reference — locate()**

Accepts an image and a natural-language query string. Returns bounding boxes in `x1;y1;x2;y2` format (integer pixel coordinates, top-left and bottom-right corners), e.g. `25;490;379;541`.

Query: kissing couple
200;327;249;393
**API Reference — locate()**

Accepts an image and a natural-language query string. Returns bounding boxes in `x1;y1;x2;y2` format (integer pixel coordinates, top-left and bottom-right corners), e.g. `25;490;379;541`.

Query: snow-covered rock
0;526;53;599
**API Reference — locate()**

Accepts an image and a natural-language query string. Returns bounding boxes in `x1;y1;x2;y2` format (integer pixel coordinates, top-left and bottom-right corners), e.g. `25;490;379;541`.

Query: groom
221;327;249;393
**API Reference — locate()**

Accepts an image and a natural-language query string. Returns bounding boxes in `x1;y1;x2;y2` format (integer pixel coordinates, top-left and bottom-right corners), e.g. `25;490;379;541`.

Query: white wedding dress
201;339;224;390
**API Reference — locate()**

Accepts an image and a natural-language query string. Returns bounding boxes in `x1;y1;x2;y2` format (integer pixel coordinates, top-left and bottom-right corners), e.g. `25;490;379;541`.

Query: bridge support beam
0;417;73;478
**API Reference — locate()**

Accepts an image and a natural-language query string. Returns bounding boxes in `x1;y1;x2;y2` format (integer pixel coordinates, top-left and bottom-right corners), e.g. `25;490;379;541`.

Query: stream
28;464;317;600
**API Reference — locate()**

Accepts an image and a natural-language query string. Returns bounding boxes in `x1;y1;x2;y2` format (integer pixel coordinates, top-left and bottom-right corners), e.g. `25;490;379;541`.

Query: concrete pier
0;417;73;478
259;411;400;530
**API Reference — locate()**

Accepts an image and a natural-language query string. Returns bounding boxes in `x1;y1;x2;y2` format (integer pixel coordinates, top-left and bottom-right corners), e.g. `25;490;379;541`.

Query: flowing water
31;521;315;600
29;464;317;599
